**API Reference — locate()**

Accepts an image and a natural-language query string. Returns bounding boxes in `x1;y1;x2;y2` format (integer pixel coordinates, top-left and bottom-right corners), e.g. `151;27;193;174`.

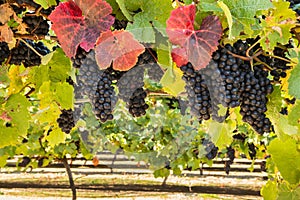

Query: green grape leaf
261;180;278;200
259;1;296;51
289;60;300;99
160;66;185;96
0;126;19;148
33;0;57;9
45;127;67;147
8;65;24;95
105;0;126;20
47;48;72;82
126;14;155;43
115;0;133;21
288;100;300;126
54;82;74;110
125;0;172;42
203;0;272;38
5;94;30;135
157;42;172;69
278;182;300;200
268;137;300;184
34;103;61;125
41;51;54;65
38;81;53;109
206;119;235;148
0;155;8;167
153;167;170;178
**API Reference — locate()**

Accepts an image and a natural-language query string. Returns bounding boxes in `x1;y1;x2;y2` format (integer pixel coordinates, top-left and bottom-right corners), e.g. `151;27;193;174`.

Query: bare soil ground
0;151;266;199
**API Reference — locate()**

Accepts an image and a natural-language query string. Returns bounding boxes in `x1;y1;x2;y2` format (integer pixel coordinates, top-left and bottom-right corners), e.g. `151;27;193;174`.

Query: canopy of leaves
200;0;273;39
166;5;222;70
49;0;114;58
95;30;145;71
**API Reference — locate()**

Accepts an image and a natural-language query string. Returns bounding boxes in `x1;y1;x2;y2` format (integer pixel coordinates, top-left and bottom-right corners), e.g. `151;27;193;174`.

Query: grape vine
0;0;300;199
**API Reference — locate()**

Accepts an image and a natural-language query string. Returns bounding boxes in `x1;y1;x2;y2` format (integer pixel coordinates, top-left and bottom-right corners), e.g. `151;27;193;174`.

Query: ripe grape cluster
204;44;245;109
76;50;119;122
239;64;273;134
181;40;274;134
92;69;117;122
181;63;212;120
0;42;10;64
9;39;50;67
117;51;153;117
202;138;219;160
57;109;75;134
23;15;49;35
224;146;235;175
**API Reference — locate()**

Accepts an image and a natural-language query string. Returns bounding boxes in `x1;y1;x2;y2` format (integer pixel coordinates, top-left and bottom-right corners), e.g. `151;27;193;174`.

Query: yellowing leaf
46;128;67;147
160;65;185;96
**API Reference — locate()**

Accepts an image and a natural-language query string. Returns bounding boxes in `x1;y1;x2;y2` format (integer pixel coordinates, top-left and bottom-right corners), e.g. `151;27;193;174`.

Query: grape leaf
259;1;296;51
95;30;145;71
33;0;57;9
160;65;185;96
125;0;173;43
166;5;222;70
0;94;30;148
261;180;278;200
0;24;13;43
288;60;300;99
0;4;14;24
206;119;235;149
288;100;300;126
49;0;114;58
268;137;300;185
115;0;133;21
46;128;67;147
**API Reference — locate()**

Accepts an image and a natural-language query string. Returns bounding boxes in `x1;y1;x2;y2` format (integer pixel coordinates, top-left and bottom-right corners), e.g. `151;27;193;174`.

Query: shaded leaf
95;30;145;71
49;0;114;58
166;5;222;70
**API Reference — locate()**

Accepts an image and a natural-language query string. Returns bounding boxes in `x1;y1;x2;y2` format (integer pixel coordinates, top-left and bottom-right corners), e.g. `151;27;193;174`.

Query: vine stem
18;38;43;58
262;52;296;64
62;157;77;200
15;33;58;41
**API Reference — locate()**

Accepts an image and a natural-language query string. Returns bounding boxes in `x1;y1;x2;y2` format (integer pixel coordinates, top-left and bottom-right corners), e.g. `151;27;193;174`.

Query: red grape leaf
49;0;114;58
95;30;145;71
166;4;222;70
171;47;188;67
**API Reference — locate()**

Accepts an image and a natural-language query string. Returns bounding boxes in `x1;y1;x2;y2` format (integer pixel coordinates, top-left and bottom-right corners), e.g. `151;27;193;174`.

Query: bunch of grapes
202;138;219;160
181;63;212;120
224;146;235;175
57;109;75;134
72;47;89;69
0;42;10;64
204;43;246;109
239;64;273;134
9;39;50;67
91;69;117;122
117;51;153;117
23;15;49;35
